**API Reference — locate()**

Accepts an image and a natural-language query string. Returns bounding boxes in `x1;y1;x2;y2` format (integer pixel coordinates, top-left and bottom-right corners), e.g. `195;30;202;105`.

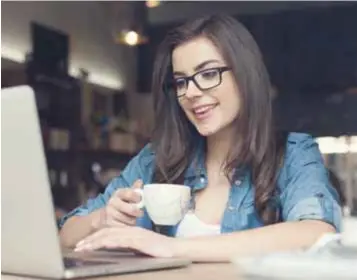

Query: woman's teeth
193;105;215;114
193;104;217;119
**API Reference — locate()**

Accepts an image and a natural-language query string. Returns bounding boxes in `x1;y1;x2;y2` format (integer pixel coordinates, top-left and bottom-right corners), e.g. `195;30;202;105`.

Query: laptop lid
1;86;65;278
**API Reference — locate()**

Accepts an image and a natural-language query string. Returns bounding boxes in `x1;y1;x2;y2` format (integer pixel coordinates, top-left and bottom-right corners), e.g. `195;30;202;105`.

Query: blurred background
1;1;357;220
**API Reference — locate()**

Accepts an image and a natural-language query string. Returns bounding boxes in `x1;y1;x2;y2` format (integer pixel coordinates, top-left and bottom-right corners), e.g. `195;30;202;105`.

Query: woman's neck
206;126;234;170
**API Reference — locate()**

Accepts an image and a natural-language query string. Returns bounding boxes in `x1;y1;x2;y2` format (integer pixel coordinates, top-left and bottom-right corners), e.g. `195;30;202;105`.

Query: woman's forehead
172;37;225;72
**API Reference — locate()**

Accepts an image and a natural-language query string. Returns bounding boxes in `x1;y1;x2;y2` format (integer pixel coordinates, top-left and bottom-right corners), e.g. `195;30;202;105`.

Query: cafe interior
1;1;357;279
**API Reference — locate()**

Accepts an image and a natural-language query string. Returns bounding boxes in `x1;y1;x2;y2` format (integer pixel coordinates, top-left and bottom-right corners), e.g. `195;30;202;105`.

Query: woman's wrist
169;237;189;258
90;208;105;231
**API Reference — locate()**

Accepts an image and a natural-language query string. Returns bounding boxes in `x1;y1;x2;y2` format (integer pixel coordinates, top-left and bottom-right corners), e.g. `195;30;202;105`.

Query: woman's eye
201;70;219;80
175;79;186;89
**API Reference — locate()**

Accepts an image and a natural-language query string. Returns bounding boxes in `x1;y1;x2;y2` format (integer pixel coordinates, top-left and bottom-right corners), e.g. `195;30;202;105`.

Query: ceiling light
146;0;161;8
115;30;148;46
124;31;139;46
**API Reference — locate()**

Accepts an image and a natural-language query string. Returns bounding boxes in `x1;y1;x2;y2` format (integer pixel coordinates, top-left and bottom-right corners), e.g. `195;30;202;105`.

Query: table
2;249;252;280
2;263;248;280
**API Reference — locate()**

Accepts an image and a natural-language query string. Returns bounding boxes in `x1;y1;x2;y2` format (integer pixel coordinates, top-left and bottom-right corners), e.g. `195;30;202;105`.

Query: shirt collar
184;138;248;182
184;139;206;179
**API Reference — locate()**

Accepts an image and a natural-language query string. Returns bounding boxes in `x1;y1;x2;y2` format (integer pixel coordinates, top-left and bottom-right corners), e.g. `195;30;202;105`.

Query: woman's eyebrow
173;70;186;77
194;59;220;72
173;59;221;77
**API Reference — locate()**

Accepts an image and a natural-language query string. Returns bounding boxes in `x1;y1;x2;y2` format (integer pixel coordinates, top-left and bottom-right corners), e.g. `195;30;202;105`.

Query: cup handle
133;188;144;209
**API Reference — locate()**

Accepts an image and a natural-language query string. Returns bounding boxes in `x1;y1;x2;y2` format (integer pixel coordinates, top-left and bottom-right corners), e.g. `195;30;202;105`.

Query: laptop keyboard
63;257;116;269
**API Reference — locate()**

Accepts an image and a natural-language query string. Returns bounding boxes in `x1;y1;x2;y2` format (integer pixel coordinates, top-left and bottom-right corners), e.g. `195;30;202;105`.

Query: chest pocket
222;191;264;232
238;196;264;230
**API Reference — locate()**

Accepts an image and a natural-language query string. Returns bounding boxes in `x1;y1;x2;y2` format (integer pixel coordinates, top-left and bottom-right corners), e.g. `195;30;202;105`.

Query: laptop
1;85;191;279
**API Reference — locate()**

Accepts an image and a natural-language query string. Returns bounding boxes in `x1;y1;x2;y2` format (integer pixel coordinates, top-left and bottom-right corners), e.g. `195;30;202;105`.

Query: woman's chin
195;124;219;137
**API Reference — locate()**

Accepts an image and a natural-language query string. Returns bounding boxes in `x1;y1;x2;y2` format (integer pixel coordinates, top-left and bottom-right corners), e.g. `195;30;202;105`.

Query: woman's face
172;36;241;137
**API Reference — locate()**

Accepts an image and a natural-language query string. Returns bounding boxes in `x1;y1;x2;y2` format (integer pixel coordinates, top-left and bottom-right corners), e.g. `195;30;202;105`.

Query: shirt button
228;206;235;211
234;179;242;186
200;177;206;183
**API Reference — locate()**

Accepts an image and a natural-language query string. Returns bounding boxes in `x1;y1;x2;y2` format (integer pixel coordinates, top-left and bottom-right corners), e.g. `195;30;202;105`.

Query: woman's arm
74;219;335;262
59;144;155;248
172;220;335;262
59;209;103;248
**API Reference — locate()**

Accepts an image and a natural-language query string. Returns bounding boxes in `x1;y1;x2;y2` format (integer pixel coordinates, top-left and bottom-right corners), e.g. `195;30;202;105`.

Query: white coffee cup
134;184;191;226
341;216;357;247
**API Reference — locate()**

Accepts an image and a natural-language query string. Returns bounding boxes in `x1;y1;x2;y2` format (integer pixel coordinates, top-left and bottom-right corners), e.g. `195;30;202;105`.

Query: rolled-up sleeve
280;134;342;232
58;144;154;228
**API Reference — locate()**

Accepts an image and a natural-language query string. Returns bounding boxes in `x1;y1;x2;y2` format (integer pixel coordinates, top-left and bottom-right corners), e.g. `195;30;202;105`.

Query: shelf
79;150;134;168
45;149;134;157
45;149;134;165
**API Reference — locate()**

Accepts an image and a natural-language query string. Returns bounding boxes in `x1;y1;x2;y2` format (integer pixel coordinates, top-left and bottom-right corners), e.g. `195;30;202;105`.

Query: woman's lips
192;104;218;121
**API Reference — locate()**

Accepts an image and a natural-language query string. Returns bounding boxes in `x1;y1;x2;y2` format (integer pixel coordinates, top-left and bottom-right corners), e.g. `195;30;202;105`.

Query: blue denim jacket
59;133;342;234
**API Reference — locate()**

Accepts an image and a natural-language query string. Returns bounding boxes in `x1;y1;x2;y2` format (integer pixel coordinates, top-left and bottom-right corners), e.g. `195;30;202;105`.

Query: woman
60;14;341;262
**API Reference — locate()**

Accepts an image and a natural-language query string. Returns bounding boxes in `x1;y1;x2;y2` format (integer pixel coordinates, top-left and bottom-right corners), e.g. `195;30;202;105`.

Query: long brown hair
151;14;286;225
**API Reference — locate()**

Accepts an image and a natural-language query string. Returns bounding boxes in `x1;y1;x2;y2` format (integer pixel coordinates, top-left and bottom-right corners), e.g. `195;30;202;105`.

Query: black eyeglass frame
165;66;231;98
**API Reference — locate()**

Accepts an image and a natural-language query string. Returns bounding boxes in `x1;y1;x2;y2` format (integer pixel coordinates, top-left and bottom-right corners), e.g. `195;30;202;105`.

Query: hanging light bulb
115;30;148;46
111;2;149;46
124;31;139;46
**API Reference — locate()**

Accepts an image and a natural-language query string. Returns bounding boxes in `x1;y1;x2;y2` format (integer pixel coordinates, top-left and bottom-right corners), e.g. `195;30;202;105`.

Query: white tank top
175;212;221;237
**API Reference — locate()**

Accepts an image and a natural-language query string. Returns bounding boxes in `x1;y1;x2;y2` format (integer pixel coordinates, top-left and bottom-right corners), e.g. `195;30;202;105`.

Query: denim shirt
59;133;342;235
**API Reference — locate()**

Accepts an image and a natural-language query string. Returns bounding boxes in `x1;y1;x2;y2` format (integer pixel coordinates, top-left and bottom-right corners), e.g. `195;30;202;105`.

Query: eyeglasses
166;66;231;98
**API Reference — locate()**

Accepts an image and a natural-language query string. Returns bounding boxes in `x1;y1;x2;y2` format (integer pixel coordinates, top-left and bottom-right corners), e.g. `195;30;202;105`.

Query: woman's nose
185;80;204;99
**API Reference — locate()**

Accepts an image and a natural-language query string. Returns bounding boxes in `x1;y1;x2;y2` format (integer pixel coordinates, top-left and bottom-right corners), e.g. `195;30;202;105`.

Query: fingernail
75;243;91;252
74;244;84;251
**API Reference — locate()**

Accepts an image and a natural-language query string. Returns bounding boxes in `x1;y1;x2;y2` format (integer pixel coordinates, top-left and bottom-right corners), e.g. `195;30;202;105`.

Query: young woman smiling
60;14;341;262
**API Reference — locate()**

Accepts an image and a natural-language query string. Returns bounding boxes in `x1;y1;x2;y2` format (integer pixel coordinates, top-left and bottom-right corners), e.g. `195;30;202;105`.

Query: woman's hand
75;227;177;258
93;180;144;230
